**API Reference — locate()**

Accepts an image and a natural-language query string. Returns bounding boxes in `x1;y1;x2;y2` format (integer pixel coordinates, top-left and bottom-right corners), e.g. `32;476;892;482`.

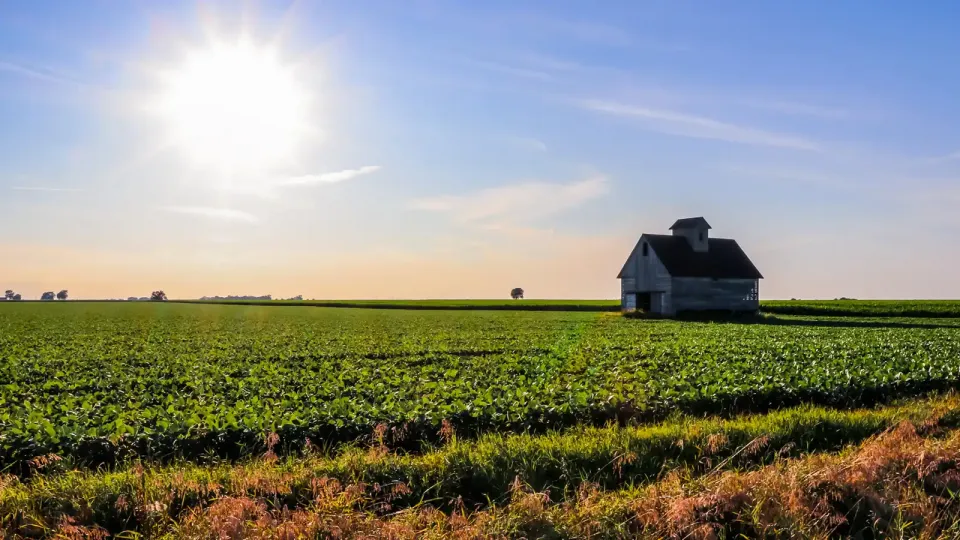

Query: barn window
698;232;704;242
642;243;649;256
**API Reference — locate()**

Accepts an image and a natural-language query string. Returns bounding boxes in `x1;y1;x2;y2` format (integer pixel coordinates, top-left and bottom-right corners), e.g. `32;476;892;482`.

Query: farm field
762;299;960;318
2;300;960;537
178;297;960;318
176;298;622;311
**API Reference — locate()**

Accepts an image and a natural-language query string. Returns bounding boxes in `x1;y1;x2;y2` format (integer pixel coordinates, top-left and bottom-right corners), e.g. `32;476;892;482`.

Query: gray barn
617;217;763;315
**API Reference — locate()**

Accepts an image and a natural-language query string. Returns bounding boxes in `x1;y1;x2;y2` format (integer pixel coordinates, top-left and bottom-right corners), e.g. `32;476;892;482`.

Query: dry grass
29;420;960;539
5;394;960;538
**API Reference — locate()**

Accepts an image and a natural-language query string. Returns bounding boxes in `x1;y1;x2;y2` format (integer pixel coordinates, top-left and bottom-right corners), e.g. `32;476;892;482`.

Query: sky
3;0;960;300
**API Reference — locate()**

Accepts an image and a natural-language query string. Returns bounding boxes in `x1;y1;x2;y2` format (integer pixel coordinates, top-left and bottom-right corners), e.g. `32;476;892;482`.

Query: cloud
11;186;83;192
0;60;85;88
506;14;634;47
746;100;849;119
218;166;382;199
278;166;381;186
580;99;821;151
464;59;552;80
922;150;960;165
504;136;547;152
411;175;609;225
161;206;259;223
713;164;847;188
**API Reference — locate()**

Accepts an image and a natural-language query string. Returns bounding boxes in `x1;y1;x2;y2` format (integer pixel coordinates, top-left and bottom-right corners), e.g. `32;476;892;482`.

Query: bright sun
156;40;310;172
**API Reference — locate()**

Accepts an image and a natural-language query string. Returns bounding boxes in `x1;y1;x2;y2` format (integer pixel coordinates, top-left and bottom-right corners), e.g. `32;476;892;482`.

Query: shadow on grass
762;305;960;319
625;310;959;329
754;316;959;330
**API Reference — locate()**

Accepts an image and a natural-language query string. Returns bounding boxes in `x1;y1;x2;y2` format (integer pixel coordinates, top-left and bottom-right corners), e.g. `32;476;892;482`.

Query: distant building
617;217;763;315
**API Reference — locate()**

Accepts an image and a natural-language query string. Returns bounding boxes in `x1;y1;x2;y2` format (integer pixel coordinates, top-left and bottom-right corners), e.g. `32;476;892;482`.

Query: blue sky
3;0;960;299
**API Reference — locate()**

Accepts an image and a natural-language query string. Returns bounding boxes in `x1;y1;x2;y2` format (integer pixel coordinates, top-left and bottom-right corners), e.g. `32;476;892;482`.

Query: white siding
619;237;673;314
632;237;672;293
620;278;636;307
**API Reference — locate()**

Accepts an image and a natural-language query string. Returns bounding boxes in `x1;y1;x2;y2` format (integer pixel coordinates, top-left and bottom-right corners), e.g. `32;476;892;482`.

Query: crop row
4;393;958;537
762;299;960;318
1;302;960;469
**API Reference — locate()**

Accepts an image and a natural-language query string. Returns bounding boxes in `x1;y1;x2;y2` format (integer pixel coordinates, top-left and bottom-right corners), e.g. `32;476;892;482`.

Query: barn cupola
669;217;711;252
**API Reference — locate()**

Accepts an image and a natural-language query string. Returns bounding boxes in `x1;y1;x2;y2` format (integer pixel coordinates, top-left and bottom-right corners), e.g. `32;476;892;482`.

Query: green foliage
763;299;960;318
3;393;957;537
1;302;960;470
177;298;621;311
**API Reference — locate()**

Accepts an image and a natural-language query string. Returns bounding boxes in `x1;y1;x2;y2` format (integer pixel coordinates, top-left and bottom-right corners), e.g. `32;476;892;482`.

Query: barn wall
670;278;759;312
633;238;672;293
620;238;673;313
620;278;636;307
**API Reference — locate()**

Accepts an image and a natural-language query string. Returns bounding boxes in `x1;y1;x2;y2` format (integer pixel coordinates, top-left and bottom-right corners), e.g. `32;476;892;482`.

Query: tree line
2;290;168;301
3;289;67;301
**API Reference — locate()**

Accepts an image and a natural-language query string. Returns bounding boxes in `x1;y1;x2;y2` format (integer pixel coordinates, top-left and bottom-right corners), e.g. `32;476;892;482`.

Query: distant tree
12;293;21;301
510;287;524;299
151;290;167;301
4;290;13;300
41;292;56;301
56;290;68;301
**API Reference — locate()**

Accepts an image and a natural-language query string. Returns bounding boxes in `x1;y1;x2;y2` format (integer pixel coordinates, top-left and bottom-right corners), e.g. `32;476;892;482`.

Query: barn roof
617;234;763;279
669;217;711;230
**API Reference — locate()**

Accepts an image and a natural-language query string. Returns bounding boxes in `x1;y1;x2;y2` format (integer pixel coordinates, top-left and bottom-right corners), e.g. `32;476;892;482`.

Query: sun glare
156;40;309;172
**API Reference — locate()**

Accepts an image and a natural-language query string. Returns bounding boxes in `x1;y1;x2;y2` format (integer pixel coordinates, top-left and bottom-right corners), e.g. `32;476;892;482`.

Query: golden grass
160;421;960;539
0;394;958;537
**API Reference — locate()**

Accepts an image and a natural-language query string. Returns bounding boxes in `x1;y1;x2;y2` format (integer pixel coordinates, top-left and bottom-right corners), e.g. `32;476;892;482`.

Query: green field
176;298;622;310
3;300;960;537
762;299;960;318
3;301;960;468
180;297;960;318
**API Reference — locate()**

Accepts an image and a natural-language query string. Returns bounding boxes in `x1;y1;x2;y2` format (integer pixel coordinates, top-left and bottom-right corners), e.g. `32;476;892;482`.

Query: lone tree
510;287;524;299
56;290;68;301
4;290;13;300
41;292;55;301
151;290;168;301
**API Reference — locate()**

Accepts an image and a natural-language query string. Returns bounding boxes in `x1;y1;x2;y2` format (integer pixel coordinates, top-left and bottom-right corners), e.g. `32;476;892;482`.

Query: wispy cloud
539;18;633;47
411;175;609;225
278;166;382;186
504;136;548;152
713;164;845;188
498;14;635;48
921;150;960;164
748;100;849;119
11;186;83;192
0;60;85;88
464;59;552;80
161;206;259;223
219;166;382;199
580;99;821;151
498;13;688;51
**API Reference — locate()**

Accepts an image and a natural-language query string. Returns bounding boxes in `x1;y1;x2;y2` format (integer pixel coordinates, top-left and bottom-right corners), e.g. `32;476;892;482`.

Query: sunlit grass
4;393;959;537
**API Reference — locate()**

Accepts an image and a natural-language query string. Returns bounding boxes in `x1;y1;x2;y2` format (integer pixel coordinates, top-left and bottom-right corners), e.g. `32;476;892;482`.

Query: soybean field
2;301;960;470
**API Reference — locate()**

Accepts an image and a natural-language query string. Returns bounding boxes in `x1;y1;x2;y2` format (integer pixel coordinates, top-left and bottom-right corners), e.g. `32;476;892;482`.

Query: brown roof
618;234;763;279
669;217;711;230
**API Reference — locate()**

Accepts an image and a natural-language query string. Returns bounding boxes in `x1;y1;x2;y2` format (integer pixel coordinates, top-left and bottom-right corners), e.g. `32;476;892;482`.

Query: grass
5;299;960;537
173;299;622;311
3;392;959;537
762;299;960;318
175;297;960;318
